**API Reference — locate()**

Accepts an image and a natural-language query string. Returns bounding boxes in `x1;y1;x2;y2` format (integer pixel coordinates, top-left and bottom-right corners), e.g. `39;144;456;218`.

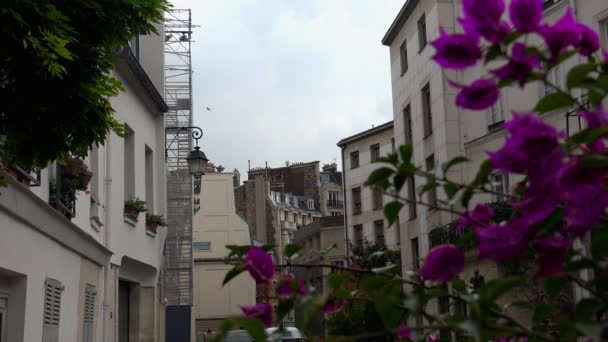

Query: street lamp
165;126;208;178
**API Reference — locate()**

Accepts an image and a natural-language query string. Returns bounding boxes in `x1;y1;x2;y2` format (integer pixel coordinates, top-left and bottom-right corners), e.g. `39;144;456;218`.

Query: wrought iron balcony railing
327;200;343;208
428;220;470;249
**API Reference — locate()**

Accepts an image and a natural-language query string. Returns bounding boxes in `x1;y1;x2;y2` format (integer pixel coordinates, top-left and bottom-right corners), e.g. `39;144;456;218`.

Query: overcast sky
168;0;404;176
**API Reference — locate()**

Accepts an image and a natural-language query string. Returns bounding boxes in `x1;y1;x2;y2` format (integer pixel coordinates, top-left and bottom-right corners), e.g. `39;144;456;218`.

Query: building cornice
382;0;421;46
0;172;112;266
337;121;394;147
114;47;168;113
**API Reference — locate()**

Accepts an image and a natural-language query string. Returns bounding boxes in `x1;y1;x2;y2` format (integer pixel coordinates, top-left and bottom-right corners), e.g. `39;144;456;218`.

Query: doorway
118;281;130;342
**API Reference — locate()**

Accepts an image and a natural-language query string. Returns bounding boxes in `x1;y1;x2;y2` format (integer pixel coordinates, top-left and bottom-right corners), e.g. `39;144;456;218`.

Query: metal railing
327;199;343;208
428;220;469;249
15;167;41;186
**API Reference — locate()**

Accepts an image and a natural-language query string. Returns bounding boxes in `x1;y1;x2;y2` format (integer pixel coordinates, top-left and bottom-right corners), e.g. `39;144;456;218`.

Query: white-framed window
82;285;96;342
544;65;561;95
307;199;314;210
400;40;408;75
492;173;510;202
488;94;504;129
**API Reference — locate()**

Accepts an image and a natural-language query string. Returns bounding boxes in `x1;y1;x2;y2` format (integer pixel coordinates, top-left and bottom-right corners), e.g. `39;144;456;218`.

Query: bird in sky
206;107;211;111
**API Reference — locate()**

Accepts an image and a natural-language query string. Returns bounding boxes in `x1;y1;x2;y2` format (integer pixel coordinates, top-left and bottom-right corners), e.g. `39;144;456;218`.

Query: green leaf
234;317;267;342
557;50;577;64
484;44;503;64
580;154;608;168
276;299;295;321
284;244;302;259
328;273;348;290
361;274;387;293
575;298;602;321
472;160;492;186
371;263;398;274
226;245;250;258
533;303;552;322
566;63;597;89
503;300;535;312
534;92;575;113
417;182;438;195
458;320;481;342
591;227;608;257
399;144;413;163
365;167;394;189
443;182;460;199
442;156;470;174
566;258;597;271
543;277;566;300
222;264;246;286
478;276;522;302
384;201;403;226
393;172;407;191
460;188;474;208
451;278;466;293
568;126;608;146
374;153;399;166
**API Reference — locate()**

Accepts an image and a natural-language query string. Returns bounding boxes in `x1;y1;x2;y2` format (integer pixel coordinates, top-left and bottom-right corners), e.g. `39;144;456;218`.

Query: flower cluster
239;246;343;328
433;0;601;111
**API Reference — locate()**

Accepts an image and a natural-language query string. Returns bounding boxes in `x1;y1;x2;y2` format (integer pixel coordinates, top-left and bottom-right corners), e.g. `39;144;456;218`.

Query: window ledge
124;216;138;227
145;229;157;237
423;132;433;140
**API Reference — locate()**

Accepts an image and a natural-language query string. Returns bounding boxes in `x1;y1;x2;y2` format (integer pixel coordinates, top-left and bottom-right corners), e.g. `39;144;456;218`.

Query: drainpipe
340;145;350;266
101;137;113;342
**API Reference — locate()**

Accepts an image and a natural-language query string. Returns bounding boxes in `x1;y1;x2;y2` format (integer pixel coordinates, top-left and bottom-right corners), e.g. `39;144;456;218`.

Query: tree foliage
0;0;168;168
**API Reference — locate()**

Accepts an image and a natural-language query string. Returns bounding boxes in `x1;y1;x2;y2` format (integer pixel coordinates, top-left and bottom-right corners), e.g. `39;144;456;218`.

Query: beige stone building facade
319;163;344;217
192;173;255;336
338;121;399;260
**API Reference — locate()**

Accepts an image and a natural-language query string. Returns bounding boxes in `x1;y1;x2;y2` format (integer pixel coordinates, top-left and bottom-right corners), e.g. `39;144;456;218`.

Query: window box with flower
124;197;146;224
145;213;166;235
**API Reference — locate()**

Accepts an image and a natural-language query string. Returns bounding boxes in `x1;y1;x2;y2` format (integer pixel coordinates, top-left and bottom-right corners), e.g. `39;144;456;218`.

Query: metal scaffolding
164;9;194;306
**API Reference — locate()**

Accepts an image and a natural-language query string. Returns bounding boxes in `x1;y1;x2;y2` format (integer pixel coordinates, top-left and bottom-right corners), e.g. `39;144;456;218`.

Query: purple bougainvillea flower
420;244;465;283
321;296;345;314
517;173;562;225
241;303;272;328
460;0;507;43
276;274;309;297
450;79;499;110
535;236;572;277
579;107;608;151
489;113;564;175
476;219;530;262
492;43;541;87
563;184;608;235
539;8;582;61
244;246;274;284
431;28;481;70
575;24;600;57
396;323;411;340
509;0;543;33
427;334;440;342
457;204;494;230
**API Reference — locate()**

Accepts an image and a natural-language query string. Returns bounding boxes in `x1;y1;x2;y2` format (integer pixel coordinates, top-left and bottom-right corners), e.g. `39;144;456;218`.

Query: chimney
322;162;338;173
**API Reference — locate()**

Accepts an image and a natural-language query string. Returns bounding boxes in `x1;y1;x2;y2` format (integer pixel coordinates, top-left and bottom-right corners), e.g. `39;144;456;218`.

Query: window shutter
42;278;63;342
83;285;96;342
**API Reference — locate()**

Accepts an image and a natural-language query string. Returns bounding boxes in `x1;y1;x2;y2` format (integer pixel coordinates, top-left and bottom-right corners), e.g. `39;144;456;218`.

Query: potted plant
145;213;167;233
77;163;93;190
64;157;84;177
124;197;147;221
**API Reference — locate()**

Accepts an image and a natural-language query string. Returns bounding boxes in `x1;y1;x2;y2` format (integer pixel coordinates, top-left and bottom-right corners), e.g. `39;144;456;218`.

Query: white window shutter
42;278;63;342
83;285;96;342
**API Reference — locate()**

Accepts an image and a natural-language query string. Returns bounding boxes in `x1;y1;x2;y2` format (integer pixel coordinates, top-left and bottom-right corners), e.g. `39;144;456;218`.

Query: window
493;173;510;202
403;104;413;145
488;94;504;129
129;34;140;61
391;138;396;153
370;144;380;162
407;176;417;219
418;14;427;51
373;188;383;210
374;220;385;245
544;65;561;95
400;40;408;74
352;187;362;215
395;215;401;246
145;145;154;212
354;225;363;246
411;237;420;270
426;155;437;207
422;83;432;137
308;199;314;210
328;191;339;207
350;151;360;169
43;278;63;342
0;296;6;342
89;147;100;223
83;285;96;342
123;125;135;201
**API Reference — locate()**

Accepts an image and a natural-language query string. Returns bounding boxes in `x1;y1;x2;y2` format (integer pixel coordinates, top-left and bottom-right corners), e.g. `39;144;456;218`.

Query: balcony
6;166;41;187
543;0;562;9
428;221;472;249
327;200;343;208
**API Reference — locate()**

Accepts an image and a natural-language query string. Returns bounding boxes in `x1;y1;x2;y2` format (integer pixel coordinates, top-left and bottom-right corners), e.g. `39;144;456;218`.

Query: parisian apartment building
377;0;608;326
0;24;168;342
338;121;399;252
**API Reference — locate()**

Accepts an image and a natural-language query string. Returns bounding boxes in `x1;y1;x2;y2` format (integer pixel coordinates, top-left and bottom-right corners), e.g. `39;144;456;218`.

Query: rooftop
381;0;420;46
337;121;394;147
294;215;344;241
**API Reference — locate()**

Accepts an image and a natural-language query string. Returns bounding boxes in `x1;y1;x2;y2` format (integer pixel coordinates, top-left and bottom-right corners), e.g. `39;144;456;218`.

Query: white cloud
168;0;404;173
